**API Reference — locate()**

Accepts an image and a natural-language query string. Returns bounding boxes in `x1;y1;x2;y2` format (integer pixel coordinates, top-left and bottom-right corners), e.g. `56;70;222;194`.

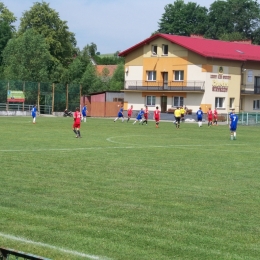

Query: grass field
0;116;260;260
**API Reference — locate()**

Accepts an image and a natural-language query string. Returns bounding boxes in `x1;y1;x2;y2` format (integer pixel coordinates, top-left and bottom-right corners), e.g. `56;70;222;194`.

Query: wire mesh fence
0;80;81;114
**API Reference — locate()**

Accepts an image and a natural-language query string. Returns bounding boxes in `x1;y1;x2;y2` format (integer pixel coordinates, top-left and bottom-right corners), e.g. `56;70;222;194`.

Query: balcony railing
241;84;260;94
124;80;205;91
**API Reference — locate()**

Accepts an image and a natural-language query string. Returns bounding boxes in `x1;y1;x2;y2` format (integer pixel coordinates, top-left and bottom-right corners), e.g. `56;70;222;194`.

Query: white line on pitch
0;143;245;153
0;232;111;260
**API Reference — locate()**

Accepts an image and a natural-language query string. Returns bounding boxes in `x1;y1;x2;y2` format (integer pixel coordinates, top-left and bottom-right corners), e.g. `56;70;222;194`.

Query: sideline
0;232;111;260
0;143;246;153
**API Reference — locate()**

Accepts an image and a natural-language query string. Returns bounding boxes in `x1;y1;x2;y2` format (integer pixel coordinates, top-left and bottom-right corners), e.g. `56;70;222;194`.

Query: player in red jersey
127;105;133;122
213;107;218;126
142;105;149;125
153;106;160;128
207;107;213;127
73;107;82;138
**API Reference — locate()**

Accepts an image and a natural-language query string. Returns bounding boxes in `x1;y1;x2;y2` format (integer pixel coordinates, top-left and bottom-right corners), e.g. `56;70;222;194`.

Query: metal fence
0;80;81;113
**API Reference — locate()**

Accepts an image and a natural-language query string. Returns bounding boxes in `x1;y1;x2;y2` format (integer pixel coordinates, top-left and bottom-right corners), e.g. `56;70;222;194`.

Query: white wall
125;66;143;82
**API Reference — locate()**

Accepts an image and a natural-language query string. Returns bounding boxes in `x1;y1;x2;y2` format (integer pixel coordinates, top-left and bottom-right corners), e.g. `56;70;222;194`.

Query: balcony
241;84;260;94
124;80;205;92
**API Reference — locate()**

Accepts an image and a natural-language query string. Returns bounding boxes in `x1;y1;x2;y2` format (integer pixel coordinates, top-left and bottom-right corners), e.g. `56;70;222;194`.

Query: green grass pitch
0;116;260;260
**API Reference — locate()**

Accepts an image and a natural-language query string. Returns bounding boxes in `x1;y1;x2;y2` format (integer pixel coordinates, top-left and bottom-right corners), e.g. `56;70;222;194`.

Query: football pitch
0;116;259;260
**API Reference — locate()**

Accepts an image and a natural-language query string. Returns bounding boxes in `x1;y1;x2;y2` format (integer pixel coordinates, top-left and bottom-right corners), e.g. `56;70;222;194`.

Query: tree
0;2;16;67
18;1;76;67
2;29;51;82
158;0;208;36
81;64;100;94
205;0;260;41
0;2;17;27
109;64;124;91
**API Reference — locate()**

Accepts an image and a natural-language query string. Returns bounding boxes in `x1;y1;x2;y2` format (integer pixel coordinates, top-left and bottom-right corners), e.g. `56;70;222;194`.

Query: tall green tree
2;29;51;82
18;1;76;67
0;2;16;70
158;0;208;36
0;2;16;27
205;0;260;41
109;64;124;91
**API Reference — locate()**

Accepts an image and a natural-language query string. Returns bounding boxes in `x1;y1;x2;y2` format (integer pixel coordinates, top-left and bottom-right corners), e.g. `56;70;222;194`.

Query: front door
161;96;167;113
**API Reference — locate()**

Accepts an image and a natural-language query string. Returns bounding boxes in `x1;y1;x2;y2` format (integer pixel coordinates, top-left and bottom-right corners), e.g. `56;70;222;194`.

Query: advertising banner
7;90;25;102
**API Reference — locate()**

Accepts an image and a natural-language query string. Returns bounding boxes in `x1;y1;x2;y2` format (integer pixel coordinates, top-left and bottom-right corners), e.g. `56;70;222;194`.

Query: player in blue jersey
230;109;238;140
196;107;203;127
133;108;144;124
81;105;87;122
31;105;37;124
114;105;124;122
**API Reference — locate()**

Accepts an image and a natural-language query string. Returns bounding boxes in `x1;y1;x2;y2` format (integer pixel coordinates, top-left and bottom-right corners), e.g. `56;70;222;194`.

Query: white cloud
3;0;215;54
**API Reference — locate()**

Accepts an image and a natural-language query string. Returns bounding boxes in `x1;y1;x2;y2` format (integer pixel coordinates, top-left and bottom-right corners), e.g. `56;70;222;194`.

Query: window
173;97;184;107
215;97;225;108
229;98;234;109
146;96;156;106
147;71;156;81
253;100;260;110
174;71;184;81
162;44;168;55
247;70;253;83
151;45;157;55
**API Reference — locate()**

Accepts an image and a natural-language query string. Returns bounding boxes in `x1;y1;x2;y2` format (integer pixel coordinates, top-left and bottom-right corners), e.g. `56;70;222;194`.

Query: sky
4;0;216;54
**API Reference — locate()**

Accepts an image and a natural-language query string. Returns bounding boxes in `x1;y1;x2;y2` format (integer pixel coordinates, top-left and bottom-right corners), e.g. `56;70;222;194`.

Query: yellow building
119;34;260;113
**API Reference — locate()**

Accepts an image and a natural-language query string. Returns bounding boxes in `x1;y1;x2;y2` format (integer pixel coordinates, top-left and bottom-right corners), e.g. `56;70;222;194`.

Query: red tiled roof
119;33;260;62
96;65;117;76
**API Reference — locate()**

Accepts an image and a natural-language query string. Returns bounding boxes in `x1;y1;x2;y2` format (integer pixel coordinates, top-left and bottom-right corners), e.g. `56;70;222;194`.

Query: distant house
119;33;260;113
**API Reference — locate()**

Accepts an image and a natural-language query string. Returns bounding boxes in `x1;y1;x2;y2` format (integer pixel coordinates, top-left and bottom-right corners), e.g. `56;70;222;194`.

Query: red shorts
144;114;148;119
73;122;80;128
208;117;213;121
154;117;159;122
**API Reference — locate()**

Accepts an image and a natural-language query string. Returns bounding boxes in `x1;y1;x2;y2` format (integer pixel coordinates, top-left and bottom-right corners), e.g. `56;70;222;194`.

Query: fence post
256;113;258;124
241;112;244;125
80;84;82;112
38;82;40;114
246;113;248;125
23;81;25;112
52;83;55;115
6;81;9;111
66;84;68;110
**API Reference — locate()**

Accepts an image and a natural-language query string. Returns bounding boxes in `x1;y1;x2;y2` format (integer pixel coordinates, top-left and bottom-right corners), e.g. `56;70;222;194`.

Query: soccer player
142;105;149;125
81;105;87;122
196;107;203;127
207;107;213;127
127;105;133;122
73;107;82;138
180;106;185;122
31;105;37;124
174;107;181;129
133;108;144;124
230;109;238;140
114;105;124;122
213;107;218;126
153;106;160;128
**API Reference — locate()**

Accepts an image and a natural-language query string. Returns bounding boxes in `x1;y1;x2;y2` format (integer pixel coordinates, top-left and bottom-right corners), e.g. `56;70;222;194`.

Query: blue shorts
82;112;86;117
230;126;237;131
32;113;36;118
136;115;142;120
197;117;202;121
118;113;123;117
